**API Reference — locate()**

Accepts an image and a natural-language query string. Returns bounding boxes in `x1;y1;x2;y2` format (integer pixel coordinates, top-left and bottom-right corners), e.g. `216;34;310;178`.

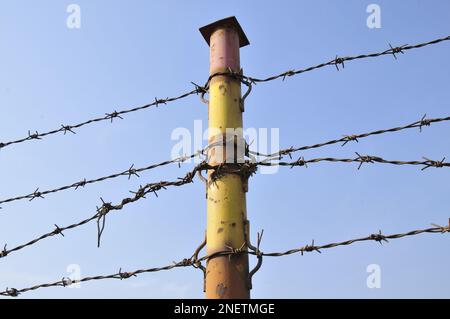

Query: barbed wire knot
431;219;450;233
291;156;307;168
61;125;76;135
129;185;147;199
127;164;140;180
422;157;446;170
28;130;41;140
370;230;388;244
191;82;207;95
0;244;7;258
388;43;407;59
355;152;375;170
118;268;136;280
334;55;345;71
300;239;321;255
29;188;44;201
53;224;65;237
419;114;431;132
342;135;359;146
154;97;168;107
225;242;246;261
75;178;87;190
61;277;73;287
105;111;123;122
178;258;194;267
6;288;19;297
282;70;295;81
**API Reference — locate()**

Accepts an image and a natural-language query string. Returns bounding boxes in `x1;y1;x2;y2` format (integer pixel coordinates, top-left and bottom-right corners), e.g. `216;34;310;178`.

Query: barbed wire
201;35;450;88
2;114;448;209
256;154;449;171
0;152;447;260
1;35;448;152
1;34;449;298
0;150;205;208
0;87;204;151
0;162;209;260
1;219;448;297
250;114;450;158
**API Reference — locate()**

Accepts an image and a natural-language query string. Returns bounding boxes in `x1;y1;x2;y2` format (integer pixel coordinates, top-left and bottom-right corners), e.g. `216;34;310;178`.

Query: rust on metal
199;16;249;48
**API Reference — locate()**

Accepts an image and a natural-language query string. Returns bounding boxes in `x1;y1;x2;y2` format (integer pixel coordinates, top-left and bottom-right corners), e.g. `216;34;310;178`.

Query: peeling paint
216;283;227;298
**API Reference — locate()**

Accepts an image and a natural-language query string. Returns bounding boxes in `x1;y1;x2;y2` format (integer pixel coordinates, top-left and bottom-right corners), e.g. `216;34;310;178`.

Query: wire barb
105;111;123;123
341;135;359;146
29;188;44;201
388;43;407;60
0;244;7;258
5;288;19;297
282;70;295;81
28;130;41;140
419;114;431;132
333;55;345;71
422;157;446;170
61;277;73;287
0;162;208;259
300;239;321;255
126;164;140;180
0;150;203;207
118;268;137;280
0;35;448;151
355;152;375;170
53;224;64;237
1;221;448;297
61;125;76;135
370;230;389;244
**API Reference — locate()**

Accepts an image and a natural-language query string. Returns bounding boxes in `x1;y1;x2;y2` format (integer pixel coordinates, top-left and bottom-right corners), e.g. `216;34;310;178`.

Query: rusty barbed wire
0;162;210;260
204;219;450;261
255;153;449;171
1;219;448;297
0;259;197;297
0;151;447;259
0;86;205;151
249;114;450;158
1;35;448;152
201;35;450;89
0;34;449;297
255;218;450;258
1;114;448;209
0;150;205;208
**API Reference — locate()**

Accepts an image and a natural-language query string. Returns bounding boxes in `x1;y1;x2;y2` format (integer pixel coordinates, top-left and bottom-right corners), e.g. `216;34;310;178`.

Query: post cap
199;16;250;48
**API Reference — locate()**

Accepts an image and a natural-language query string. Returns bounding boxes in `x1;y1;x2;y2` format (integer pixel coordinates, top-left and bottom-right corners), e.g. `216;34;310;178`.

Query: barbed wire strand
0;150;205;208
1;35;448;151
202;35;450;88
250;114;450;158
256;154;449;171
0;87;205;151
1;153;447;259
1;219;448;297
2;114;449;208
0;162;209;260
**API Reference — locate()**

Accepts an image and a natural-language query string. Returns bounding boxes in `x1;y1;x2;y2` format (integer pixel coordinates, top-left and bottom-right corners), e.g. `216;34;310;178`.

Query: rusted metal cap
199;16;250;48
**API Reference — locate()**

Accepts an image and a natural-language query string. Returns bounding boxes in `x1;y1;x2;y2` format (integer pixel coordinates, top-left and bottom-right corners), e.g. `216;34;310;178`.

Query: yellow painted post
199;17;251;299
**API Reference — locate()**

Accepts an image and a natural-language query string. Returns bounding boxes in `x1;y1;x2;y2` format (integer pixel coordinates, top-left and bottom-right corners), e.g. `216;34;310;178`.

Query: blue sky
0;0;449;298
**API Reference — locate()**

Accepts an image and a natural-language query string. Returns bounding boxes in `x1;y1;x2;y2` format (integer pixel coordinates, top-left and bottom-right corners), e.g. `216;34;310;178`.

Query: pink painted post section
209;27;241;74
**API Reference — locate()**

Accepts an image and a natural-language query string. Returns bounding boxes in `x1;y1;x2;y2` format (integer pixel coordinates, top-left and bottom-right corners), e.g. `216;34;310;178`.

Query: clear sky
0;0;449;298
